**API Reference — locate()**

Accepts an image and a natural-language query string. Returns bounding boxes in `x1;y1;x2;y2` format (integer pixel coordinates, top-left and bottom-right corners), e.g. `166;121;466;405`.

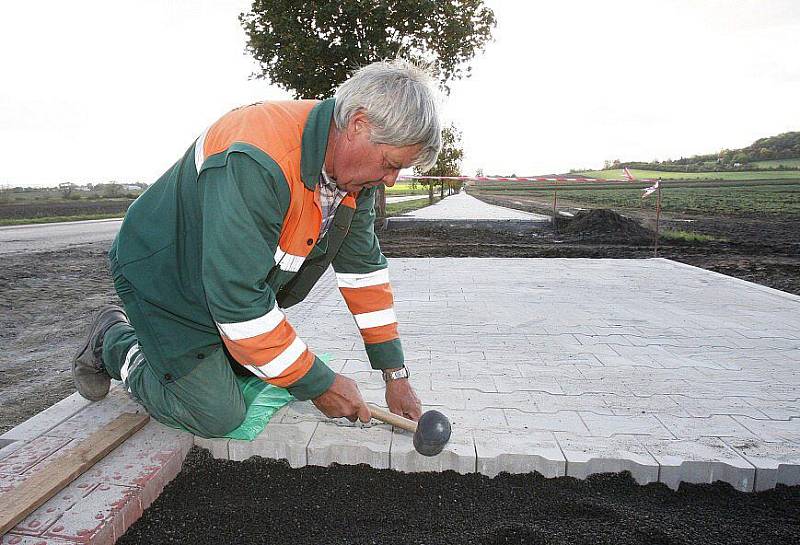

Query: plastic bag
223;353;332;441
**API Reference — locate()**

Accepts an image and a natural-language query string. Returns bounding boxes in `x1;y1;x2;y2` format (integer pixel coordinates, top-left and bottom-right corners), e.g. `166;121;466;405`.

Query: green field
385;181;430;196
385;196;440;216
574;169;800;181
472;180;800;216
750;158;800;169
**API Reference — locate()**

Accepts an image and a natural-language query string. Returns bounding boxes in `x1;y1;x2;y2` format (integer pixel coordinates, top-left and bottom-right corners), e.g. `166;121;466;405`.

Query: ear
346;110;370;141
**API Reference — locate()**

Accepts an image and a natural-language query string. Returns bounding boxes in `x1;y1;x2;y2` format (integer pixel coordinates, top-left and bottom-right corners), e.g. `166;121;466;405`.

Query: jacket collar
300;98;335;190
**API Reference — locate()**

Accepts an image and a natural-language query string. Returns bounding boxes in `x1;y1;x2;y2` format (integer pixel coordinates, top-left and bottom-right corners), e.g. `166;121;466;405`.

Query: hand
311;374;371;423
385;377;422;421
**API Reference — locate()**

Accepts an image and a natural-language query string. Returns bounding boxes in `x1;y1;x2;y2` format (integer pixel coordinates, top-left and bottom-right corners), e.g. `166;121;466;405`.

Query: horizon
2;0;799;188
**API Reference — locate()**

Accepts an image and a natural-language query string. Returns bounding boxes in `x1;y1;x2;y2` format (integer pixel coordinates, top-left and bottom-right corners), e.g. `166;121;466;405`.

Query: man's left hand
385;377;422;421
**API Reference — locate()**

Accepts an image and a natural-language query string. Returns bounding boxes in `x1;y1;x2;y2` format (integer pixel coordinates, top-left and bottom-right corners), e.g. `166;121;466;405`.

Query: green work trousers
102;250;246;438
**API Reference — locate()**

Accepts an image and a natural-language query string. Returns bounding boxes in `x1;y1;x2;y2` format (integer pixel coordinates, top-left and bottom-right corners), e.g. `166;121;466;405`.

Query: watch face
384;367;408;381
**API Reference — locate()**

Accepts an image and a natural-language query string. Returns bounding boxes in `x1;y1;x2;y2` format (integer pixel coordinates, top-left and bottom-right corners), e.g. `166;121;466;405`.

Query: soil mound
561;208;653;243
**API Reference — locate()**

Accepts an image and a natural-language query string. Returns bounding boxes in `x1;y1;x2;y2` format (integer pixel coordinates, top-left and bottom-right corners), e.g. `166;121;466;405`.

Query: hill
599;131;800;173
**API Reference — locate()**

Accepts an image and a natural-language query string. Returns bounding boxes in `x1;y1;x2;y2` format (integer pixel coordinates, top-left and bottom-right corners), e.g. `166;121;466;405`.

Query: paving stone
555;433;659;485
391;427;475;474
655;414;761;440
0;393;91;442
70;421;192;510
579;413;675;439
0;535;75;544
528;393;614;415
475;430;565;478
43;483;139;544
277;400;327;425
641;437;756;492
46;389;143;440
229;422;318;468
668;395;770;419
721;438;800;491
556;378;634;396
493;375;563;394
730;416;800;442
307;421;391;469
504;409;589;434
601;394;689;416
193;437;229;459
11;478;98;536
0;436;73;474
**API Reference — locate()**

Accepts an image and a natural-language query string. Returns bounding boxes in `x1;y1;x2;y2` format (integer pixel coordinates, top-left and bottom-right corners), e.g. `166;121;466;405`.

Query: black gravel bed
118;447;800;545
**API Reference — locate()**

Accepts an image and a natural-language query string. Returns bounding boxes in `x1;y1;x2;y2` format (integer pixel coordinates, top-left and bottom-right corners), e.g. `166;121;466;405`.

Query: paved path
0;218;122;255
399;191;549;221
3;259;800;541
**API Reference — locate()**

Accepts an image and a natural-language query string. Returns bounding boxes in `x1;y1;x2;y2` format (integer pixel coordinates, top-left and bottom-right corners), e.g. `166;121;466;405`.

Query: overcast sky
1;0;798;187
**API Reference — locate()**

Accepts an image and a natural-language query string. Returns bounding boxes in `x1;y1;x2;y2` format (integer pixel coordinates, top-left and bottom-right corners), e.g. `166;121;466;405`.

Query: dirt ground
0;199;134;221
1;201;798;544
390;191;800;296
117;448;800;545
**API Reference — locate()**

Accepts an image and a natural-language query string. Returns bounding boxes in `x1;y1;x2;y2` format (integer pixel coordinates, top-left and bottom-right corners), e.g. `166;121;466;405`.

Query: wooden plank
0;411;150;535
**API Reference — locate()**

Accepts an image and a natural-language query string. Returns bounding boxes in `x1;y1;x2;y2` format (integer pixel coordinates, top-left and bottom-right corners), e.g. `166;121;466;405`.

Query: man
71;60;442;438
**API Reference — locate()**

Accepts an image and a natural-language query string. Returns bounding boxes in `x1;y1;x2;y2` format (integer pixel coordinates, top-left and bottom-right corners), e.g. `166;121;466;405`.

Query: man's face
329;113;422;193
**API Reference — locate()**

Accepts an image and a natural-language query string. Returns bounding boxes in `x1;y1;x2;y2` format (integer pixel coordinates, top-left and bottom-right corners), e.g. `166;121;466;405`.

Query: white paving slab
193;257;800;492
397;191;550;220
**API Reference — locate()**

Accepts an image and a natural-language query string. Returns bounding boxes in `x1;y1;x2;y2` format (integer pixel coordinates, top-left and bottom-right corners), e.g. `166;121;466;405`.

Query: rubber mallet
367;403;452;456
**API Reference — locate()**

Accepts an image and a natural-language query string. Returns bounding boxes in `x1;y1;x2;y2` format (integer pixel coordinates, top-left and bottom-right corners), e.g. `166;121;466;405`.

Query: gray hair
333;59;442;172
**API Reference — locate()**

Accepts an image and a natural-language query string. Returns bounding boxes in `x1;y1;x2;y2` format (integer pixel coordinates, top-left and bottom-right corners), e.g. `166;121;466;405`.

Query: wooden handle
367;403;417;433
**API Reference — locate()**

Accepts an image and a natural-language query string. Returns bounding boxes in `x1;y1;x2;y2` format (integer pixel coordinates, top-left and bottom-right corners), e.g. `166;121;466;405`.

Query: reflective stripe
121;343;143;384
336;269;390;289
194;129;208;173
217;307;284;340
274;246;305;272
354;308;397;329
243;336;307;379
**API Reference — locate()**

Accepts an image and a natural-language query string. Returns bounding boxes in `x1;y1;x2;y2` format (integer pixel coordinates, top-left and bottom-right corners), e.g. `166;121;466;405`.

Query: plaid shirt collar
319;169;348;237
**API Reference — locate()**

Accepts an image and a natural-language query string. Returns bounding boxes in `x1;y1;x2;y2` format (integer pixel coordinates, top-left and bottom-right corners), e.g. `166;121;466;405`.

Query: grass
385;196;440;216
660;230;720;243
574;169;800;181
0;213;125;226
750;158;800;169
385;182;431;196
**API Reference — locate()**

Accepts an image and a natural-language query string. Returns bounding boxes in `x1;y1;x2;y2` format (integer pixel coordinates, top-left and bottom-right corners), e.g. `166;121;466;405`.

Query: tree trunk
375;186;387;230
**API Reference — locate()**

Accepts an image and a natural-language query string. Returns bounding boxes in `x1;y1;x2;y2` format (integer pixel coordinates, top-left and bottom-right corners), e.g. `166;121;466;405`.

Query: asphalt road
0;218;122;255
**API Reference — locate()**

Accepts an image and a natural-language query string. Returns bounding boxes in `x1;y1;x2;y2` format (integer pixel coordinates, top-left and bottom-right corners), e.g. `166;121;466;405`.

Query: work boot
72;304;128;401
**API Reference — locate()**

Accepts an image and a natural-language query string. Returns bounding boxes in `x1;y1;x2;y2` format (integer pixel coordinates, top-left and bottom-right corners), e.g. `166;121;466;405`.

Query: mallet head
413;410;452;456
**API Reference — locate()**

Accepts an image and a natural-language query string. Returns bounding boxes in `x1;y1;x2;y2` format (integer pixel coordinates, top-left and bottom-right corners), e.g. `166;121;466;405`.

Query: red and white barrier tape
399;175;656;183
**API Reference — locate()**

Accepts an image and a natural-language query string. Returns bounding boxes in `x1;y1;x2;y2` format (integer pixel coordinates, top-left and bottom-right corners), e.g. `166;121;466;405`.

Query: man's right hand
311;373;371;423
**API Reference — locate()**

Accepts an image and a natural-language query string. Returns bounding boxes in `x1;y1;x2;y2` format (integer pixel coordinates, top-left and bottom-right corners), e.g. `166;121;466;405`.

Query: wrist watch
382;366;409;382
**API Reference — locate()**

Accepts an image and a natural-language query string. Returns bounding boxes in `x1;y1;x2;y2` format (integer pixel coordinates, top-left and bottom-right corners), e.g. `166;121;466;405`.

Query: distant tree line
604;131;800;172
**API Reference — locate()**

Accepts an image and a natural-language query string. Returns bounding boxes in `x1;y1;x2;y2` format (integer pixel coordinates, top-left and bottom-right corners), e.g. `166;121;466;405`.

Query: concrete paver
555;433;659;485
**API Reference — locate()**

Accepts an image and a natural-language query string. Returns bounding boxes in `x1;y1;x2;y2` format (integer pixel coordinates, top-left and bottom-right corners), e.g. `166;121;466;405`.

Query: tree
415;123;463;200
241;1;496;98
240;0;495;218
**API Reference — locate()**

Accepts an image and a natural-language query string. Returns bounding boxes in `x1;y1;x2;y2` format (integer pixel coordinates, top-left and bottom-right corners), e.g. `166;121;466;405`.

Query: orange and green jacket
113;99;403;400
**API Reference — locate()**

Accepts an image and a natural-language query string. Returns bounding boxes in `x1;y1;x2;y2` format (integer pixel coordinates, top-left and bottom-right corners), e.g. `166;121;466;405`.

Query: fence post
653;178;662;257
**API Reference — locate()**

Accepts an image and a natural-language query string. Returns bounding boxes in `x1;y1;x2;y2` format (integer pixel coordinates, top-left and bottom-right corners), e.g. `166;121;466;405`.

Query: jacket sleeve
198;151;335;400
331;187;404;370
